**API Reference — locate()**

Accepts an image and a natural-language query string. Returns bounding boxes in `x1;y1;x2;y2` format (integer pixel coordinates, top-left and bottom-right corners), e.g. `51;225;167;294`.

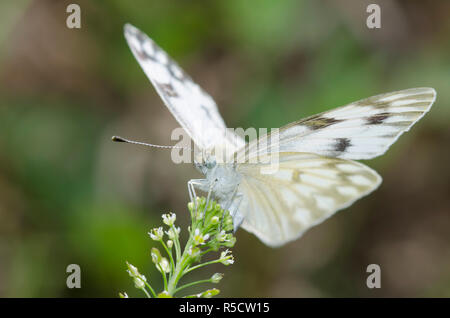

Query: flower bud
133;276;146;289
210;216;220;225
223;213;234;232
126;262;140;277
223;235;236;248
199;288;220;298
211;273;223;283
159;257;170;273
151;247;162;264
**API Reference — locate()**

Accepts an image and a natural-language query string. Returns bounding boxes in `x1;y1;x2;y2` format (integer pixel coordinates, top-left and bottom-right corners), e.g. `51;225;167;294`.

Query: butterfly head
194;149;217;175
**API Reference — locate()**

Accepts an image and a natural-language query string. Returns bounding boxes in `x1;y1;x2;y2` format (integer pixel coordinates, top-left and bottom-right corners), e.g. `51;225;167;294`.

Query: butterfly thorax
195;154;241;201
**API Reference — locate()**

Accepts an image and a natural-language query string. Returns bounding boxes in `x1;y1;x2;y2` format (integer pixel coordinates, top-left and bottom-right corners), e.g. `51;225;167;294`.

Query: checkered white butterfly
115;24;436;247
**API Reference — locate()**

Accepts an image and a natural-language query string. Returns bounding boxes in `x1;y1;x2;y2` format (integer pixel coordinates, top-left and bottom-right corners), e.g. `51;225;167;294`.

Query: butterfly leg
187;179;197;204
202;178;218;219
188;178;206;212
187;178;212;218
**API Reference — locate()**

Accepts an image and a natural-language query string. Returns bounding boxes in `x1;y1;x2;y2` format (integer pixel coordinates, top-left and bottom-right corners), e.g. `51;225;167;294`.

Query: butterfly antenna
111;136;190;150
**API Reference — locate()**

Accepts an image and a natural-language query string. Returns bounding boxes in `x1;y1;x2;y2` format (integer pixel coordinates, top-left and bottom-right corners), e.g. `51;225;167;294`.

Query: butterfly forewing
124;24;244;152
238;87;436;162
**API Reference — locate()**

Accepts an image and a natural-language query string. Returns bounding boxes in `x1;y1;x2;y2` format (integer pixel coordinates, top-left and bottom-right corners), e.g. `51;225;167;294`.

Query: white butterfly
118;24;436;247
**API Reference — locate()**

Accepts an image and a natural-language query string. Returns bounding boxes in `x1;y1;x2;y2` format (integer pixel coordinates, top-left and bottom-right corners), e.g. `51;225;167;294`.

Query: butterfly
117;23;436;247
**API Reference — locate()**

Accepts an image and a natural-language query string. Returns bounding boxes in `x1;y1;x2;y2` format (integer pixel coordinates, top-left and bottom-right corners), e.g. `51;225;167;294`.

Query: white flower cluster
121;197;236;298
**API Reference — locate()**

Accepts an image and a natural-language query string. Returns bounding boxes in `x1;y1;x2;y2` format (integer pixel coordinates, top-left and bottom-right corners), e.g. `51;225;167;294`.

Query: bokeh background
0;0;449;297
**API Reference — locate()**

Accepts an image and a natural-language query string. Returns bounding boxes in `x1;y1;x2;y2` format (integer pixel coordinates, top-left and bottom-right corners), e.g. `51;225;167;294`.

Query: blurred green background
0;0;449;297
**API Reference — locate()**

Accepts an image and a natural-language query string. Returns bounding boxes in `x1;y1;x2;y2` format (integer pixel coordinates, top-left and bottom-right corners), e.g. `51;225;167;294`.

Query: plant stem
142;288;151;298
172;225;182;261
157;264;168;290
167;234;193;295
174;279;212;294
144;281;157;298
184;258;223;275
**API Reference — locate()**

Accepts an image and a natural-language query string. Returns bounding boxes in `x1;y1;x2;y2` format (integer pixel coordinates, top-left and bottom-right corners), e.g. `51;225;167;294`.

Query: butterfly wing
236;153;381;246
238;87;436;161
124;24;244;152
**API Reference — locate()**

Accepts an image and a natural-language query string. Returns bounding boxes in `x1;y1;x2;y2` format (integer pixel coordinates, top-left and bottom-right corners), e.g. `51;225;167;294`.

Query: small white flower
220;249;229;259
220;249;234;265
166;226;180;240
193;228;209;245
166;240;173;249
159;257;170;273
149;227;164;241
119;292;128;298
162;212;176;226
211;273;223;283
222;258;234;265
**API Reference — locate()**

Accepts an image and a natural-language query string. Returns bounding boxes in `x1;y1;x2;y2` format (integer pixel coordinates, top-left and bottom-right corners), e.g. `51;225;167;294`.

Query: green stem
184;258;223;275
172;225;182;262
167;234;193;295
157;264;168;291
144;281;157;298
174;279;213;294
200;247;213;256
141;287;151;298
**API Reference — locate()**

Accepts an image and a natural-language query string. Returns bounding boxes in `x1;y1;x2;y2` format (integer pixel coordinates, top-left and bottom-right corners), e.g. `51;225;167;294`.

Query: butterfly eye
204;157;217;169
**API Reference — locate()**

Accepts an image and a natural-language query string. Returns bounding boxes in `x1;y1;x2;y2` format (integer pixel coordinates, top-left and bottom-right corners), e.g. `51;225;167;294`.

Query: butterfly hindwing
232;88;434;246
236;153;381;246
